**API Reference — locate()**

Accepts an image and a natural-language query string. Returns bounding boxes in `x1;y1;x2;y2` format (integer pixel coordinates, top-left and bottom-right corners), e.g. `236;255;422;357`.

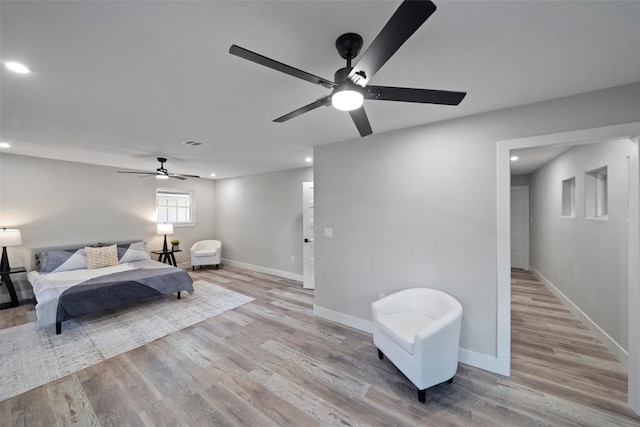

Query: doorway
302;182;315;289
510;186;529;270
497;122;640;414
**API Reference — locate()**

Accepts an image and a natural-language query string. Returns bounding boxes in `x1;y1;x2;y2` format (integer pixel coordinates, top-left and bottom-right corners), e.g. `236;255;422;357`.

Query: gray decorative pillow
39;248;87;273
117;241;150;263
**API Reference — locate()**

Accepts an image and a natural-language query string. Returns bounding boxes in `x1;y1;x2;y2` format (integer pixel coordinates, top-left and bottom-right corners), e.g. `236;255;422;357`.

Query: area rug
0;280;253;402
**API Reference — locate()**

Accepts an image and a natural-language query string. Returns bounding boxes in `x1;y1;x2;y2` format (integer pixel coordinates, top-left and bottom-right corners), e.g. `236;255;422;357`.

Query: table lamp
0;228;22;272
156;223;174;252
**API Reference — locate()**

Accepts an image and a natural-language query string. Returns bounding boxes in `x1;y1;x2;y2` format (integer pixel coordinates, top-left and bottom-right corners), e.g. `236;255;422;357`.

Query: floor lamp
156;223;174;252
0;228;22;272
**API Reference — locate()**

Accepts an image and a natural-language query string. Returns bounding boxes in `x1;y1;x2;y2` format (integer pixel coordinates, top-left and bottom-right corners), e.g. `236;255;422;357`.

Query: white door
302;182;315;289
510;186;529;270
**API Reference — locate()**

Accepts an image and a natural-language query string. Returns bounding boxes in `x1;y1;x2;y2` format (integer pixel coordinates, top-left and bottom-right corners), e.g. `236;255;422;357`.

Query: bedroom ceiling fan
229;0;466;137
117;157;200;180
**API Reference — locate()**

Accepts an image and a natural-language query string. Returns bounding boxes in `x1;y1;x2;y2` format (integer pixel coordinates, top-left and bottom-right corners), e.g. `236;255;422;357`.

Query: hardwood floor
1;266;639;426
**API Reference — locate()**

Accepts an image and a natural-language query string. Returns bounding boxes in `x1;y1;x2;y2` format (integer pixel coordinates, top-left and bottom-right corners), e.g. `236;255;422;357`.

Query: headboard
30;240;145;272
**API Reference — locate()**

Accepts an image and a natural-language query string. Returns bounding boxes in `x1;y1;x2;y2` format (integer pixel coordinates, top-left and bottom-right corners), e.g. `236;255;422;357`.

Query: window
585;167;608;219
561;177;576;217
156;189;194;225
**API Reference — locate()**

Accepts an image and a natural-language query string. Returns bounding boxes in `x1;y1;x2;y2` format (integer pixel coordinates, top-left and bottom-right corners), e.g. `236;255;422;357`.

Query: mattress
27;259;194;326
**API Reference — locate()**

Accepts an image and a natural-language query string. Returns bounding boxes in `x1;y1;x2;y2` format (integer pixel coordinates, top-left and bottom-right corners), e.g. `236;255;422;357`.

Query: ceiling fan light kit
229;0;466;137
331;85;363;111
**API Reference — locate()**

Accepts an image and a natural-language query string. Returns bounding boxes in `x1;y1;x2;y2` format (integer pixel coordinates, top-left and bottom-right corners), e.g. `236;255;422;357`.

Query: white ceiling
510;145;571;175
1;1;639;179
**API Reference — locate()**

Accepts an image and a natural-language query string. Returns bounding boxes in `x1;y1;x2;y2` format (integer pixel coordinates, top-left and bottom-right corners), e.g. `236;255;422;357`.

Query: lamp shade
0;228;22;247
156;223;174;235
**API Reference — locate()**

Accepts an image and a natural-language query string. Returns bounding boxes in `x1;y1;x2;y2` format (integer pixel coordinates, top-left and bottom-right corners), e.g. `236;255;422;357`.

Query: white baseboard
313;304;506;375
529;265;628;366
458;349;507;376
313;304;374;333
221;258;303;282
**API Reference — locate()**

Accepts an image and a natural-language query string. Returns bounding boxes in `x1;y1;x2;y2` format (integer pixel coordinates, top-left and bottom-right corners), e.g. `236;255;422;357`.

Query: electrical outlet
291;256;295;263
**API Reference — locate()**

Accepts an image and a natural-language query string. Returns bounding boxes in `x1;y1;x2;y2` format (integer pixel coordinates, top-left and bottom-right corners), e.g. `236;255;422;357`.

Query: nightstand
1;267;26;310
151;249;181;267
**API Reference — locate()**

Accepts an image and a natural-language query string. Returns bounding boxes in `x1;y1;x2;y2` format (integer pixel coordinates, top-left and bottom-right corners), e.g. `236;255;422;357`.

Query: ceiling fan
229;0;466;137
117;157;200;180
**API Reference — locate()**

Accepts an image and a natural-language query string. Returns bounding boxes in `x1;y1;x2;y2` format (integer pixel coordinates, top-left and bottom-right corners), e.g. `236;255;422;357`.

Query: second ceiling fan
229;0;466;137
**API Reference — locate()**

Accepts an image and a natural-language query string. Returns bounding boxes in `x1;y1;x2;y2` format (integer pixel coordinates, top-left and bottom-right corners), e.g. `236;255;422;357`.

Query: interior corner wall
214;167;313;279
511;174;530;187
529;139;634;355
0;154;216;303
313;82;640;368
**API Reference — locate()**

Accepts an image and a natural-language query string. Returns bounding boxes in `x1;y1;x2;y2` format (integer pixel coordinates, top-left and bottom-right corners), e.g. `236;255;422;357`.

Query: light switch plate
324;227;333;238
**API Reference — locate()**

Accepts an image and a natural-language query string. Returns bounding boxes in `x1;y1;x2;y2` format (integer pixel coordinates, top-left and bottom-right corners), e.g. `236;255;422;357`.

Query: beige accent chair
190;240;221;271
371;288;463;403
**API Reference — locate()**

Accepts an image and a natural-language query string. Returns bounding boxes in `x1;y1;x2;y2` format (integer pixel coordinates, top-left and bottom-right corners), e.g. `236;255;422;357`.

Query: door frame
302;182;315;289
496;121;640;414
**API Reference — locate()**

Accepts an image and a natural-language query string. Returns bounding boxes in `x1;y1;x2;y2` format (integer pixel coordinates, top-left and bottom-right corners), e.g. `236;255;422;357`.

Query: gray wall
0;154;216;302
529;139;634;350
313;82;640;358
511;174;530;186
215;167;313;277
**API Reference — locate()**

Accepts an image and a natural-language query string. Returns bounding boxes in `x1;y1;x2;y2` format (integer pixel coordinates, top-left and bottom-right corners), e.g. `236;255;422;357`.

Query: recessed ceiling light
305;157;313;163
510;156;519;161
210;173;216;177
4;61;31;74
0;142;10;149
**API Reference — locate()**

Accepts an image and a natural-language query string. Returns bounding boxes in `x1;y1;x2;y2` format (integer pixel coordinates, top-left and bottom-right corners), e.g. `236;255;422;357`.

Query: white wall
313;82;640;371
0;154;216;302
215;167;313;279
529;139;634;354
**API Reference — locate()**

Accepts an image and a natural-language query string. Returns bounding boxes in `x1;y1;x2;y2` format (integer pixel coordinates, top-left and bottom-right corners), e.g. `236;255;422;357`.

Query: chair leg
377;349;384;360
447;377;454;384
192;266;195;271
418;389;426;403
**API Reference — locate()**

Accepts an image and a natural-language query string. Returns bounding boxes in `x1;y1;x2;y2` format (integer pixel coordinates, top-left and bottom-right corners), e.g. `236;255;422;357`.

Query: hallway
510;269;637;423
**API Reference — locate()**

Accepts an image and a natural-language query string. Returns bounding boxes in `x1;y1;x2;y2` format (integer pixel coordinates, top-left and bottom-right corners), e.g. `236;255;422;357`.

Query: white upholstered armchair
190;240;221;271
371;288;463;403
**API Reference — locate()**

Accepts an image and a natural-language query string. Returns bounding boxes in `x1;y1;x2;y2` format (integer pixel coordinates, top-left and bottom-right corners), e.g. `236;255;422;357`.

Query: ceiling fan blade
230;45;334;89
365;86;466;105
273;96;331;123
170;173;200;179
348;107;373;137
168;175;187;180
348;0;437;86
117;170;154;175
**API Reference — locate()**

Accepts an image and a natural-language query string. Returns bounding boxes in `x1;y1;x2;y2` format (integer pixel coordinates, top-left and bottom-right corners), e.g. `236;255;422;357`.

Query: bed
27;241;194;334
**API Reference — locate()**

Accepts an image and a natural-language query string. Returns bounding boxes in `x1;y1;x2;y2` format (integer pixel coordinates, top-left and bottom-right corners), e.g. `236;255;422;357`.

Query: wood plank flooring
1;266;638;426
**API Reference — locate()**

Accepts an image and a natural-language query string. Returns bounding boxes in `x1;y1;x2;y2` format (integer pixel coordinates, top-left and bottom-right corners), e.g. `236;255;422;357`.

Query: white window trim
156;188;196;227
561;177;576;218
585;166;608;220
